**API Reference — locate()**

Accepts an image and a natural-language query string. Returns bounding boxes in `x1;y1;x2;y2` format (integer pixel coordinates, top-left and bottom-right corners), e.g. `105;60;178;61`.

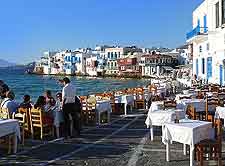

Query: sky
0;0;203;64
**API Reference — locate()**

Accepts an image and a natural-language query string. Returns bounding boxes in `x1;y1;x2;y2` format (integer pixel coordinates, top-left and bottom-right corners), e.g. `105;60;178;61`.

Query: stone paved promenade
0;111;224;166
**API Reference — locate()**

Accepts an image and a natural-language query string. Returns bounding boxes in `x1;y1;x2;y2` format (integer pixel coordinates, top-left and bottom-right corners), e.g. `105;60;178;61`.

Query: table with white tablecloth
115;95;134;115
215;106;225;126
162;119;214;166
96;100;112;125
145;108;185;140
149;101;164;112
176;99;206;112
0;119;20;153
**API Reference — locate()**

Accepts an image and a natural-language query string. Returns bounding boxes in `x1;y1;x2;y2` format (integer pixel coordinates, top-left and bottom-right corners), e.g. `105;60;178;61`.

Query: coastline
29;71;171;80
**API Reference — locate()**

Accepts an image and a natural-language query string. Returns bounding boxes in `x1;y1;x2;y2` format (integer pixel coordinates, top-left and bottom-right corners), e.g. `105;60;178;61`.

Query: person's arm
62;87;66;106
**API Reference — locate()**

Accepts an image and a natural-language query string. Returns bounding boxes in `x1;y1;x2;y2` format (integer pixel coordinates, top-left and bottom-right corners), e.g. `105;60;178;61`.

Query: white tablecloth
215;106;225;126
162;119;213;145
176;99;205;112
96;100;112;113
162;119;214;166
96;100;112;125
149;101;164;112
0;119;20;140
115;95;134;106
145;109;185;128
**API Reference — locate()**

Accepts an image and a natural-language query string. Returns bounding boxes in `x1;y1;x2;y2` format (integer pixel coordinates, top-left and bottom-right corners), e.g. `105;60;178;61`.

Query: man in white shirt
61;77;80;138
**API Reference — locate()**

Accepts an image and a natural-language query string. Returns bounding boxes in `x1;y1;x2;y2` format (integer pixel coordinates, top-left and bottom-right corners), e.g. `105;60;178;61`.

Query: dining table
145;107;185;141
162;119;214;166
0;119;21;154
115;94;134;116
96;100;112;125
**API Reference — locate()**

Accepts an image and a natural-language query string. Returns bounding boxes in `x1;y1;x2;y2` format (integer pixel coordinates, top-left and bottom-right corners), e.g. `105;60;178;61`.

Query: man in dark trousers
61;77;81;138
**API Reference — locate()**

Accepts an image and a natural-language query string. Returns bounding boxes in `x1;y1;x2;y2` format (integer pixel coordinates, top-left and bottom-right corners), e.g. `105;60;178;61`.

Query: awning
162;66;174;71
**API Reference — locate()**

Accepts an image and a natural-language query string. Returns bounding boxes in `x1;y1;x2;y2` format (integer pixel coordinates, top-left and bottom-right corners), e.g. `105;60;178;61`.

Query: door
220;65;223;85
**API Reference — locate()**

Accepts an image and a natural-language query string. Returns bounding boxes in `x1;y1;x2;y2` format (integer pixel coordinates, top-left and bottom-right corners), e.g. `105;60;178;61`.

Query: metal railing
186;26;208;40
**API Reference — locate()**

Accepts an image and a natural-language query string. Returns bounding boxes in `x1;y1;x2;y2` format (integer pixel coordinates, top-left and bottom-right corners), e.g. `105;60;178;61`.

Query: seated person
44;90;56;112
20;94;33;109
0;90;19;116
34;96;53;125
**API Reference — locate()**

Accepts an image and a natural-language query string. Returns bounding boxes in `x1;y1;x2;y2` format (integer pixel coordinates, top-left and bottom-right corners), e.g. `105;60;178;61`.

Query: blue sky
0;0;203;64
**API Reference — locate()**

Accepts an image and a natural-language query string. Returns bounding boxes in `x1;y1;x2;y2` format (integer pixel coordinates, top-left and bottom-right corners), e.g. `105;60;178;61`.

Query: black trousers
63;103;81;137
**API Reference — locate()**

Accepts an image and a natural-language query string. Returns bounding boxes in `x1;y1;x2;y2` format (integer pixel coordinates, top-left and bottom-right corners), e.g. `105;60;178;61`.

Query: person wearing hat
61;77;80;138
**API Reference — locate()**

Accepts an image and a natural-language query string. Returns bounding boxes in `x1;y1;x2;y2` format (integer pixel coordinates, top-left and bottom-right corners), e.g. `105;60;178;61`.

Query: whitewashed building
187;0;225;85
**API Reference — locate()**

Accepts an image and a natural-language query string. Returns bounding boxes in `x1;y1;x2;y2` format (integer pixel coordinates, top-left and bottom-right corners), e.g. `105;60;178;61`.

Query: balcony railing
186;26;208;40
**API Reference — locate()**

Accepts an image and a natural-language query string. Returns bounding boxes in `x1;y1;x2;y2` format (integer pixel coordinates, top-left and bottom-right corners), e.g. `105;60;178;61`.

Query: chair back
18;107;30;128
163;100;176;109
0;108;10;119
186;105;196;120
206;97;220;114
12;112;26;125
29;108;43;129
214;119;222;144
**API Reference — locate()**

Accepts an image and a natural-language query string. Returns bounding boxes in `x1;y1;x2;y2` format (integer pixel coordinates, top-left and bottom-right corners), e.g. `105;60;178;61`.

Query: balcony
186;26;208;43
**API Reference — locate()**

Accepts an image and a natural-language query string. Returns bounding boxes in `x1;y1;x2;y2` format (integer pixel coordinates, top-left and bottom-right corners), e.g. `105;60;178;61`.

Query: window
207;57;212;78
108;52;110;59
199;45;202;53
115;52;117;59
118;52;120;58
216;2;220;28
202;58;205;74
111;52;113;59
206;43;209;51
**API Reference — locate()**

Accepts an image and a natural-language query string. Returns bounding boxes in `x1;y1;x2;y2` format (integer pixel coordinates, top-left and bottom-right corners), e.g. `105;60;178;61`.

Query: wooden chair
195;119;222;166
134;87;145;109
205;97;220;123
84;96;97;125
29;108;53;140
80;96;88;125
12;112;25;145
18;107;30;136
0;108;10;119
163;100;176;109
186;105;196;120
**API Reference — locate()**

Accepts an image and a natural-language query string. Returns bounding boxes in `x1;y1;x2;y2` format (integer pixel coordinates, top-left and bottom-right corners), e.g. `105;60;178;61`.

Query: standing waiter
61;77;81;138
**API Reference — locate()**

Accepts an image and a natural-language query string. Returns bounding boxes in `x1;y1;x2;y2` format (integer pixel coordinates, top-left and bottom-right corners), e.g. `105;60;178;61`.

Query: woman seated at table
34;96;53;125
19;94;33;109
0;90;19;116
44;90;56;108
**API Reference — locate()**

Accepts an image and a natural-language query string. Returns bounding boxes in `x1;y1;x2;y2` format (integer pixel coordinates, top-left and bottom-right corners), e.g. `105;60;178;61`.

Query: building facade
117;57;141;76
187;0;225;85
139;54;176;77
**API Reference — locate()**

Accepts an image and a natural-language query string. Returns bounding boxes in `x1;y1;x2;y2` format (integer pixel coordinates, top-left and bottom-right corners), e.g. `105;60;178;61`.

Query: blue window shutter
203;15;207;33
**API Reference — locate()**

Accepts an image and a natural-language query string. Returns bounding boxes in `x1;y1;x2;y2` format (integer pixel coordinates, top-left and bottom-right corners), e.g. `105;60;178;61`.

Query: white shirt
62;83;76;104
